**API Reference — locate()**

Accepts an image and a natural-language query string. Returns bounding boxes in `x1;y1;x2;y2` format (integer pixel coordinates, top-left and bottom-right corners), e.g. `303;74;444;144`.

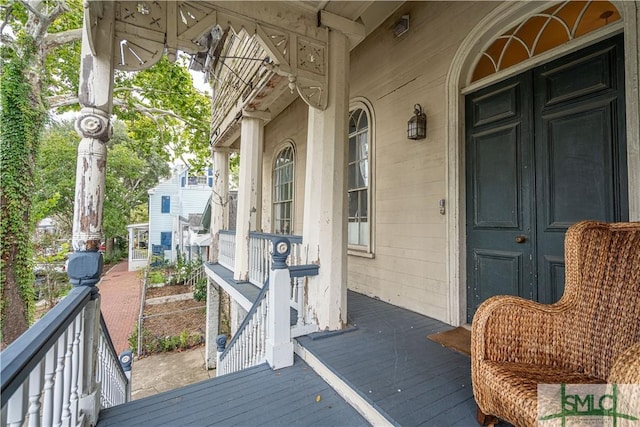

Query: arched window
348;102;374;254
472;1;620;82
272;143;295;235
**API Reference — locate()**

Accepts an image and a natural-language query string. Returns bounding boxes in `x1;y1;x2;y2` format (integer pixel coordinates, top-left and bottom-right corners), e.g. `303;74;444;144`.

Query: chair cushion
478;361;604;426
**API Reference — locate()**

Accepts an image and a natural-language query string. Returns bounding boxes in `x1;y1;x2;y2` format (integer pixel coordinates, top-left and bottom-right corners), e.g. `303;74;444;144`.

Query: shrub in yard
147;270;164;284
193;277;207;302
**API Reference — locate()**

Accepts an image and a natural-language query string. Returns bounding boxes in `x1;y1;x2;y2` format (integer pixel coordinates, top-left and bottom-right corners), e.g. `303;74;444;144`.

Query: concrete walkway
99;261;141;354
130;346;214;400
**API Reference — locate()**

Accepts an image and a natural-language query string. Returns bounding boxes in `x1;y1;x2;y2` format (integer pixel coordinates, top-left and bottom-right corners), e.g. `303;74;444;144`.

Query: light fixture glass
407;104;426;140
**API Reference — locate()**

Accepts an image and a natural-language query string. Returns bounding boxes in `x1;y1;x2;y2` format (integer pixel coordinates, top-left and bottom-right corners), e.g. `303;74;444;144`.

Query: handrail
99;314;128;382
1;286;92;407
249;231;302;244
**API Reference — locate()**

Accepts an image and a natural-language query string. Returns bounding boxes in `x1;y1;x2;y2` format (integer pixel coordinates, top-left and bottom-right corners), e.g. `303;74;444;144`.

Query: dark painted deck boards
98;290;486;427
97;357;368;427
297;291;478;427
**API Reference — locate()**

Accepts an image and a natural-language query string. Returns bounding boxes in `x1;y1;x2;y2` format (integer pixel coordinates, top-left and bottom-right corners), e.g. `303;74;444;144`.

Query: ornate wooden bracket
85;1;329;110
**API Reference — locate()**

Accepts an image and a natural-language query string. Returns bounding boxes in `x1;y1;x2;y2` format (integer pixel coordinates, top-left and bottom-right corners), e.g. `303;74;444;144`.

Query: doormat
427;326;471;356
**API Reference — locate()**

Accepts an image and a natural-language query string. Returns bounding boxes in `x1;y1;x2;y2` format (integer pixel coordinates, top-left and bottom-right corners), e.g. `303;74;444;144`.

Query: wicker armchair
471;221;640;427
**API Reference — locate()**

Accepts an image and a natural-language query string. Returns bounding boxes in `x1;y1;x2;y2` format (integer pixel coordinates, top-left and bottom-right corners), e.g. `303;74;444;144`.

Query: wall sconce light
394;15;410;38
407;104;426;140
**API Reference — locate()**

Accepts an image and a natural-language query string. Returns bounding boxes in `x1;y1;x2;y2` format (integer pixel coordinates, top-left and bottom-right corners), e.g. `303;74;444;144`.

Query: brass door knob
515;235;527;243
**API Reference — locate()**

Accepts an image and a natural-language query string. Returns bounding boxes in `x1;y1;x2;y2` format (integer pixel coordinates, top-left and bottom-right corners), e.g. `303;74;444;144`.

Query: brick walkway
99;261;142;354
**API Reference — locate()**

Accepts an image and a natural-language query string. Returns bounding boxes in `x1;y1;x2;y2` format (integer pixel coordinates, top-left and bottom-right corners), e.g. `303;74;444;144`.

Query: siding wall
148;170;212;255
262;98;309;236
346;1;497;321
149;176;179;249
257;2;497;322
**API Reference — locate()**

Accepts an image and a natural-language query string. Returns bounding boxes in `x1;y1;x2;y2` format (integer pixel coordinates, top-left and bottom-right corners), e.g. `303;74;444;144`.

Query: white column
233;110;269;281
302;29;350;330
210;149;230;263
72;3;115;253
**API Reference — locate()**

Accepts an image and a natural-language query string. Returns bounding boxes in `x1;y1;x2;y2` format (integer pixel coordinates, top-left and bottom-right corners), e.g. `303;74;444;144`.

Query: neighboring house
147;167;213;264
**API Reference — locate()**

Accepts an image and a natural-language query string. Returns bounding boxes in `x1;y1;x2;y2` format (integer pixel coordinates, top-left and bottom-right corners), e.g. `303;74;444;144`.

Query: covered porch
97;291;479;426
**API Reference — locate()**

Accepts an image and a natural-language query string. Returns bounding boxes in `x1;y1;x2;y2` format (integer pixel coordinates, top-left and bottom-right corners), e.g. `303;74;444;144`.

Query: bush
148;270;164;284
103;248;125;265
193;277;207;302
128;324;202;355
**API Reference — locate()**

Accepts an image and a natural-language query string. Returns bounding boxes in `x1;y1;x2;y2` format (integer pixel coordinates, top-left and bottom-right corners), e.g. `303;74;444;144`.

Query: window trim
161;196;170;214
272;140;296;235
348;98;375;257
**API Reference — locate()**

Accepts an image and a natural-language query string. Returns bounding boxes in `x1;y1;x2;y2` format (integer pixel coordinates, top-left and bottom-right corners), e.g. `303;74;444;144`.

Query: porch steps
295;340;396;426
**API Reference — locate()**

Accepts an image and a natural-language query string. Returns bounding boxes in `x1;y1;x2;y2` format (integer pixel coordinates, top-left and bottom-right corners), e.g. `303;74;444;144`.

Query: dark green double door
466;35;628;323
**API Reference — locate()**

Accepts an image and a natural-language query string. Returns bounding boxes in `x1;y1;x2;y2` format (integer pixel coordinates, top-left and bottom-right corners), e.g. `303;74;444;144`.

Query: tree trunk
0;247;29;350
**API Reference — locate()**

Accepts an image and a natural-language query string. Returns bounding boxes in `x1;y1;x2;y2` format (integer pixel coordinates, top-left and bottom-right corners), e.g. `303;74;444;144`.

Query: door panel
473;125;521;228
534;34;627;303
466;74;534;321
474;250;522;302
466;34;627;320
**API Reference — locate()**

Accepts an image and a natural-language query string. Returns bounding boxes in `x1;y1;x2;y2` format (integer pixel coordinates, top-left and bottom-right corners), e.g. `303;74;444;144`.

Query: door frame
445;1;640;326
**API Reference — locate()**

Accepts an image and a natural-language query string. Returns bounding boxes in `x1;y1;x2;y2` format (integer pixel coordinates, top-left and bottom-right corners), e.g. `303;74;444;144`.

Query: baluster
42;344;57;427
250;318;256;366
52;333;67;427
61;321;76;425
27;361;44;427
70;310;84;425
242;329;248;368
299;279;305;326
6;382;26;427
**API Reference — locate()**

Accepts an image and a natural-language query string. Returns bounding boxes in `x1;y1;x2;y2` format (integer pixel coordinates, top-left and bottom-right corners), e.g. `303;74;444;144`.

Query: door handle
515;235;527;243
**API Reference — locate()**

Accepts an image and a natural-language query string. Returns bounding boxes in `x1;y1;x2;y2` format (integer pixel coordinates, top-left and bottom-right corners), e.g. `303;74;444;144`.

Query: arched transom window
272;144;295;235
472;1;620;82
348;108;370;250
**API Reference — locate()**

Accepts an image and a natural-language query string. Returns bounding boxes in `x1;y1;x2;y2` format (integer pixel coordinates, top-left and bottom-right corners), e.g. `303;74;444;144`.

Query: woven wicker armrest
472;295;569;366
609;342;640;384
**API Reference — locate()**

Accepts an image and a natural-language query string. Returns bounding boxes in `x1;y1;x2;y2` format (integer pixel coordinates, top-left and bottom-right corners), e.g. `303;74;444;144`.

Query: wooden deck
97;357;368;426
297;291;478;426
97;291;482;426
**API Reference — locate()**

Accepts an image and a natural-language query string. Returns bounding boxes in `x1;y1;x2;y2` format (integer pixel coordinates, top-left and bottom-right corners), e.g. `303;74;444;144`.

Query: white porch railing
248;232;303;287
97;316;129;408
1;286;130;426
131;248;148;261
216;238;319;376
218;230;236;270
216;281;269;376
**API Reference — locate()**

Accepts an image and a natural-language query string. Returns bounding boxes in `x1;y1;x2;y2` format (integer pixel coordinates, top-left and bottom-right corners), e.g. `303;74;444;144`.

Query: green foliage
148;270;165;285
35;120;171;242
193;277;208;302
103;248;125;265
1;35;47;336
128;325;202;355
114;56;212;170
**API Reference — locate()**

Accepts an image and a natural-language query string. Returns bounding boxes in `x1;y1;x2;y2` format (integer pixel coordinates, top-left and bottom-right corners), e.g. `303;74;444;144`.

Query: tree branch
48;93;79;109
0;4;14;37
43;28;81;52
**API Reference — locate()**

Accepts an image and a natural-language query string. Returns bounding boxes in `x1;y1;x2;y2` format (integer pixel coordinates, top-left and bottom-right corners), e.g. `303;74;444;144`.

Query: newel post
265;238;294;370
